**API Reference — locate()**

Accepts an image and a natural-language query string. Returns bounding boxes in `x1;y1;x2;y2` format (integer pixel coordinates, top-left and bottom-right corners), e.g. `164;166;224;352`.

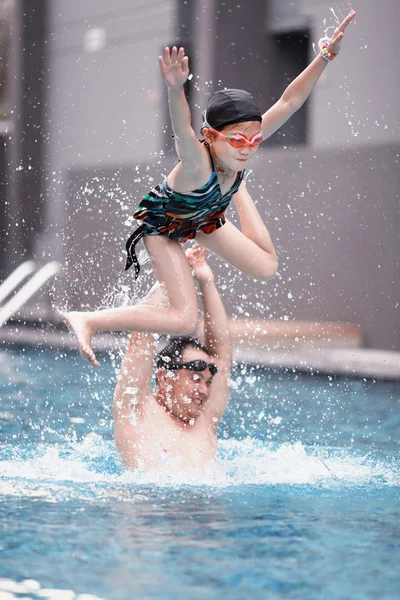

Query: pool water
0;346;399;600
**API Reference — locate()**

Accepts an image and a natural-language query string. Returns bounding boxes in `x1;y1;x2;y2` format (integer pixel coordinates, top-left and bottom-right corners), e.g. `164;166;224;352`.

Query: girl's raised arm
159;46;205;167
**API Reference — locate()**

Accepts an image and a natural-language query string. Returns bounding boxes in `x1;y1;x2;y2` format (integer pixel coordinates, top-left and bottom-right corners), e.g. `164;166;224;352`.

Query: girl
66;10;356;367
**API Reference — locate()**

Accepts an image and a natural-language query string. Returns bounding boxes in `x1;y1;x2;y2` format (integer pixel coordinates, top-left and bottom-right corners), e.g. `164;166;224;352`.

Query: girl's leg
65;235;198;366
196;220;278;280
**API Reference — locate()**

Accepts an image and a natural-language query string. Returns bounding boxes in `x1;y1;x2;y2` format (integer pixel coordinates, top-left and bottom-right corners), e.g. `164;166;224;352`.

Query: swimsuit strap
125;223;147;278
203;141;216;173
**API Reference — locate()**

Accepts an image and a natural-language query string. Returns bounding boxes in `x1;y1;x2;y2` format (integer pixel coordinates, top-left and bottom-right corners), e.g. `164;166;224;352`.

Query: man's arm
113;284;167;466
261;10;356;140
113;331;154;467
186;246;232;428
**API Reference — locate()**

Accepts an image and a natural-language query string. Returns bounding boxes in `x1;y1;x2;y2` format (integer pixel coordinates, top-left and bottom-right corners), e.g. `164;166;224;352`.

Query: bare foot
65;312;100;367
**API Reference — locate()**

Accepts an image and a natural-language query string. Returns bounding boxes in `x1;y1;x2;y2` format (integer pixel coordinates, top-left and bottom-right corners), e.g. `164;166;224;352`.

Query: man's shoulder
136;394;173;426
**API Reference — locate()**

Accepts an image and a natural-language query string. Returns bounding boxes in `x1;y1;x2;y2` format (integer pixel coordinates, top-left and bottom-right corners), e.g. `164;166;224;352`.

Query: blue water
0;345;399;600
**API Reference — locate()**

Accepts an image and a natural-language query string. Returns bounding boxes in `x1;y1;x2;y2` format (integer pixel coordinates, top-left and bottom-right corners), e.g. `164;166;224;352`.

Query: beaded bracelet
318;37;338;61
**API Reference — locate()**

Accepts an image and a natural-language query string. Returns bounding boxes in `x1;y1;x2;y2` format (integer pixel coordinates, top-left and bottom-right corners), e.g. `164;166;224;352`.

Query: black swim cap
203;89;262;130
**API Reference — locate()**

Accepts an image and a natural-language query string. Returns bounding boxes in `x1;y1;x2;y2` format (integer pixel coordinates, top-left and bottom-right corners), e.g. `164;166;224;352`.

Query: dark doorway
266;30;310;147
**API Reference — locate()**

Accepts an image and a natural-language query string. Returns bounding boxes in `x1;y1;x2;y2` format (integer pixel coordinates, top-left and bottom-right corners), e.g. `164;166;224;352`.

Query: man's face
157;347;215;423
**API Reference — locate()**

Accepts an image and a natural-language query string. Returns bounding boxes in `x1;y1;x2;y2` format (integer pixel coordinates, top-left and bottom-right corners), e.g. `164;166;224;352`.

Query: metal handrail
0;260;36;304
0;261;61;328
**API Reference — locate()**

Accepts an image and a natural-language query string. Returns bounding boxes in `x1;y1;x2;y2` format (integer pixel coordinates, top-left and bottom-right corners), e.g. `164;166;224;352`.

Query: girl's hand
158;46;190;89
185;244;214;284
326;9;356;55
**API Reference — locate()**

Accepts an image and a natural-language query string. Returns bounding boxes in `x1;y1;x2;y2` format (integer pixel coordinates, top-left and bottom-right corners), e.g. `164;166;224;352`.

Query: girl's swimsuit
125;146;245;278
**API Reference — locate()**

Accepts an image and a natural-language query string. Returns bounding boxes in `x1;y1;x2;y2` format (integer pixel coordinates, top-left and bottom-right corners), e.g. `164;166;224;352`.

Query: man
113;245;232;472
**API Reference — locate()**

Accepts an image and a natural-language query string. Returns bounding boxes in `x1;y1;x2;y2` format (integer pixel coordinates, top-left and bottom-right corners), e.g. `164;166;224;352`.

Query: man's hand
158;46;190;89
186;244;214;285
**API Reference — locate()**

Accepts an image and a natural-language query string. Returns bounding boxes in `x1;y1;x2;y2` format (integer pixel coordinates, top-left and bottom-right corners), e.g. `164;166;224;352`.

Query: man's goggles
157;359;218;377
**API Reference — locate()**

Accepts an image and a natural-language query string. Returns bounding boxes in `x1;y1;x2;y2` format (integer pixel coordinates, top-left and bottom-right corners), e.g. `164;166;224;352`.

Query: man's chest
133;412;217;465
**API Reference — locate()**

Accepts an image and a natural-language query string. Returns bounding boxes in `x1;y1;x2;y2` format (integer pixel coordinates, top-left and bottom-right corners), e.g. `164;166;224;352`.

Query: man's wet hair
155;336;209;368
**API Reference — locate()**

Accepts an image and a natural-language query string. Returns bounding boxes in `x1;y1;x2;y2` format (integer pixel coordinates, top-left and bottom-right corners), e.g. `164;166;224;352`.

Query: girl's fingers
329;32;344;53
193;244;206;256
170;46;178;61
177;47;185;63
338;10;356;33
163;46;185;63
332;28;344;40
331;10;355;41
185;247;196;260
187;245;207;267
182;56;189;74
331;31;344;45
161;47;188;77
195;253;207;264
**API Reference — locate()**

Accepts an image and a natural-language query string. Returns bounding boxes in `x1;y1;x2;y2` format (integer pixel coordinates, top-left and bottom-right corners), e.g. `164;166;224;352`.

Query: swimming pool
1;345;399;600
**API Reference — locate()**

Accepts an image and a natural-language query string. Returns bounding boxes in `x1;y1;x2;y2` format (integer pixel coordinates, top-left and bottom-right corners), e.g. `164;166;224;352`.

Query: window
266;30;310;147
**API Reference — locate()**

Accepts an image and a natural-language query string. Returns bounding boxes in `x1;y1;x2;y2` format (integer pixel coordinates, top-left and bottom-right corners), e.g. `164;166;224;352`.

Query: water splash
329;7;341;25
0;434;398;501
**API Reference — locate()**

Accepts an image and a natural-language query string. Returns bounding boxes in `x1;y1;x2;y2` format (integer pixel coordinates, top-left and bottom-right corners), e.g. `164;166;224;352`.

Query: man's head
155;337;217;424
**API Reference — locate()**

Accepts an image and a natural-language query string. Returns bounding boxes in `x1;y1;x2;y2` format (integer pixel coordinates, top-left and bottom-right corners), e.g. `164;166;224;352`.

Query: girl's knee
252;255;279;281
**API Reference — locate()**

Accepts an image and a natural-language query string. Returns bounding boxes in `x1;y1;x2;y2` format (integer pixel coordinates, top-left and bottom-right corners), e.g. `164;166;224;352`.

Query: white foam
0;433;398;499
0;579;29;594
76;595;107;600
37;590;75;600
0;579;107;600
21;580;41;592
0;592;17;600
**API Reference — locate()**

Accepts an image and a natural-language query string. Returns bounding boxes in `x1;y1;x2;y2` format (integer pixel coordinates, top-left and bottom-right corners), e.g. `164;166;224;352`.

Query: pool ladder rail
0;260;61;328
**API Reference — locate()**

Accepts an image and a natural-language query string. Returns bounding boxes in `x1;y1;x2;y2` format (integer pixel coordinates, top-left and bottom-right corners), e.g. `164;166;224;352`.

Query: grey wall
41;0;176;264
247;143;400;351
46;0;177;169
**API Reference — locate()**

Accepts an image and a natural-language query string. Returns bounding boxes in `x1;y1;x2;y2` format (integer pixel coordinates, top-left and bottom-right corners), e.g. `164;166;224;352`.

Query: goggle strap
202;110;212;129
157;359;218;375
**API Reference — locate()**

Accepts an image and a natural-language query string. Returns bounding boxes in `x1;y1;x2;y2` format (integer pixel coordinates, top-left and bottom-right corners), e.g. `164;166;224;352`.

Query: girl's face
206;120;262;171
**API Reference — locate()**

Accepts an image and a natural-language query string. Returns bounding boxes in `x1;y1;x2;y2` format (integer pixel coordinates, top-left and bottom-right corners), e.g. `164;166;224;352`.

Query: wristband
318;37;338;61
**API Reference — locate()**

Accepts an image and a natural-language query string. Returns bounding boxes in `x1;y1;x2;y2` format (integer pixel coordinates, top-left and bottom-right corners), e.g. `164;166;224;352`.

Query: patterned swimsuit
125;146;245;278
